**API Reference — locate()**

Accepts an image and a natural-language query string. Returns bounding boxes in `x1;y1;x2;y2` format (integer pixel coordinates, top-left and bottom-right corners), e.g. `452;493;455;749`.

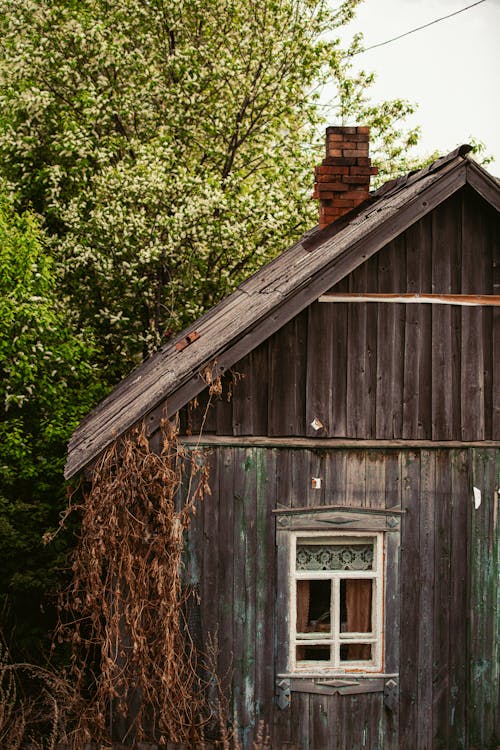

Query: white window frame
289;530;384;674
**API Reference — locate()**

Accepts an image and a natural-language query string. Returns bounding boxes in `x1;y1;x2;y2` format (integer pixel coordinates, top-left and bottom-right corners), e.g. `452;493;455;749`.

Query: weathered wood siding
183;446;499;750
180;188;499;442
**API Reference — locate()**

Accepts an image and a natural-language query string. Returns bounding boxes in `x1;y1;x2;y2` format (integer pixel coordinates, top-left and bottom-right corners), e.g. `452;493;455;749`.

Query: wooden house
65;128;500;749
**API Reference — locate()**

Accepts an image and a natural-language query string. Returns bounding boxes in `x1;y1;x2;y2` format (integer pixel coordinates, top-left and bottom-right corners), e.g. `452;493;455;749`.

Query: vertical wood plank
468;449;499;748
365;451;386;509
232;343;269;436
274;525;293;747
347;265;374;438
268;313;307;436
367;692;385;750
306;449;327;507
329;277;349;437
376;237;406;438
306;300;334;437
273;449;293;747
290;692;310;750
399;451;421;750
231;448;257;743
217;448;234;700
345;451;366;508
431;198;457;440
276;449;293;507
255;449;275;731
461;191;486;440
417;450;435;750
403;216;432;439
449;449;469;749
384;450;402;510
432;451;451;749
384;527;400;750
493;310;500;434
231;449;245;731
290;449;310;510
325;450;347;506
384;452;402;750
242;449;257;742
492;209;500;439
203;449;220;651
181;388;217;436
309;694;330;749
215;375;234;436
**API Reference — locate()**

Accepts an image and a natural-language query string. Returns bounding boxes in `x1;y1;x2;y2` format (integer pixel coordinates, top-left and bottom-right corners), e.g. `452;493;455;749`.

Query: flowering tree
0;0;420;380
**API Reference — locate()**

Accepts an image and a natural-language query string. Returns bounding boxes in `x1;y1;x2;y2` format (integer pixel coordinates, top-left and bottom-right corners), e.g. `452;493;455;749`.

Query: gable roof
65;147;500;479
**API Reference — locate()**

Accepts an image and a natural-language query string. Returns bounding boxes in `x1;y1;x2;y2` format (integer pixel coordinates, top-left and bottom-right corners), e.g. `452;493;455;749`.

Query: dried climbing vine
57;418;210;746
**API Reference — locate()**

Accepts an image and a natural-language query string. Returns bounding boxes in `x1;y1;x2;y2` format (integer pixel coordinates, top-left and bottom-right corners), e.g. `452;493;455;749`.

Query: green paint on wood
244;454;256;472
468;448;499;749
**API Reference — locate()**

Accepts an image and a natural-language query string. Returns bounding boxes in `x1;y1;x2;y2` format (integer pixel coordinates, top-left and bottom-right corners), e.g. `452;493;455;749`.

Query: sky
324;0;500;174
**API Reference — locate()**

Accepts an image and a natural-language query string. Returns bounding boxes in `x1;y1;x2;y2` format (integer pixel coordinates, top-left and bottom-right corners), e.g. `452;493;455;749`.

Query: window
274;505;400;701
291;532;383;673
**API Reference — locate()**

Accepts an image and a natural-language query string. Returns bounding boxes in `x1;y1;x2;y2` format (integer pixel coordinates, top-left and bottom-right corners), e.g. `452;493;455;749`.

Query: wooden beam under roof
318;293;500;306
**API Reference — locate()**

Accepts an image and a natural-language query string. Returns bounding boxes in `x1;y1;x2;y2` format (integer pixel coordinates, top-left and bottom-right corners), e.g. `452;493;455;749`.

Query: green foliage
324;31;422;184
468;137;494;167
0;191;104;657
0;0;422;379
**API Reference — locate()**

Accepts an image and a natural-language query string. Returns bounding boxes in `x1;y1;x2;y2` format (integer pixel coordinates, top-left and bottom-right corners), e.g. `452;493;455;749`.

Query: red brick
350;166;377;176
326;125;357;135
317;190;345;199
322;161;350;173
342;190;369;200
325;157;357;166
355;157;372;166
329;198;357;208
343;174;371;185
315;164;343;175
343;149;369;158
349;132;370;143
338;141;369;152
320;209;345;220
316;179;349;189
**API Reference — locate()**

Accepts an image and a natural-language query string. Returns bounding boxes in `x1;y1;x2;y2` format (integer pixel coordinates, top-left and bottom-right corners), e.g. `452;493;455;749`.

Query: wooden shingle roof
65;147;500;479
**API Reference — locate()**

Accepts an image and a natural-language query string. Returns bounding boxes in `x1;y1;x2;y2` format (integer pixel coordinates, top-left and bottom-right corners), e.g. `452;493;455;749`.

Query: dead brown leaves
57;418;210;746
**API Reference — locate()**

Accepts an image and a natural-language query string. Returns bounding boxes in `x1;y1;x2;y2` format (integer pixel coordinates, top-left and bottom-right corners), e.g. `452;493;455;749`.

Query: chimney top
313;126;378;230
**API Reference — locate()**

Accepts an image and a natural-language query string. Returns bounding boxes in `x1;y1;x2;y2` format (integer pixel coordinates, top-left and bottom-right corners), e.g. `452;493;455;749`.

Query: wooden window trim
276;507;400;699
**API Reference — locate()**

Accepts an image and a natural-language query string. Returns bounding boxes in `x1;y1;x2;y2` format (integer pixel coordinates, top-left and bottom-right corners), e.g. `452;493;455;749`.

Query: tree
0;0;420;381
0;189;103;656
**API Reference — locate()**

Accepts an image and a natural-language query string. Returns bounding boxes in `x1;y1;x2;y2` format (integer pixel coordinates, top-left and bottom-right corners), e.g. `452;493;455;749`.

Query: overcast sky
325;0;500;174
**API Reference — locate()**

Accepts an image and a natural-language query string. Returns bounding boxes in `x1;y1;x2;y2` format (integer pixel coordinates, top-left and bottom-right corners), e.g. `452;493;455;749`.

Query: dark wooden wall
172;188;500;748
184;445;499;750
180;188;499;442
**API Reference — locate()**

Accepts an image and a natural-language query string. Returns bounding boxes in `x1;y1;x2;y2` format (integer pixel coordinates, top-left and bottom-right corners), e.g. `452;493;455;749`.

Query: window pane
296;580;331;633
340;579;372;633
296;543;373;571
340;643;372;661
297;644;331;662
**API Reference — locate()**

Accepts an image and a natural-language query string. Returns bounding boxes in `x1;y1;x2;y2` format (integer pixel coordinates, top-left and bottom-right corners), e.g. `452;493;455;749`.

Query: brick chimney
313;126;378;229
